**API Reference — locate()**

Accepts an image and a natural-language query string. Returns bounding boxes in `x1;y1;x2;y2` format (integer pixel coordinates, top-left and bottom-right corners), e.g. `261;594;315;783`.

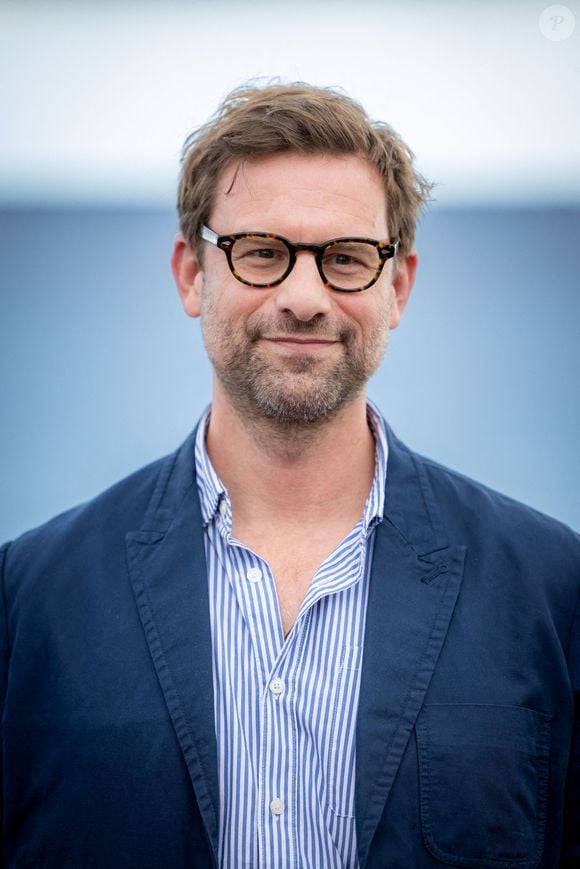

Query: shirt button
269;798;285;816
219;498;227;517
246;567;262;583
269;677;285;696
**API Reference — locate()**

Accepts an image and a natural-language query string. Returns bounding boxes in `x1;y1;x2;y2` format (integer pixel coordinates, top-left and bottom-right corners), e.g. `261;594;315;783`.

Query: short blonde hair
178;82;432;257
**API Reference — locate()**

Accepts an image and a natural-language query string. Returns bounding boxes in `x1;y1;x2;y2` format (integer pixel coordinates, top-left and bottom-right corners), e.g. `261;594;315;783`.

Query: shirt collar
194;406;226;527
194;400;389;530
364;397;388;528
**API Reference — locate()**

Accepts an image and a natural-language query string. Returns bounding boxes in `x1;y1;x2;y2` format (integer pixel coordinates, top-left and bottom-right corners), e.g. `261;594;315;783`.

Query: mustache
247;314;352;342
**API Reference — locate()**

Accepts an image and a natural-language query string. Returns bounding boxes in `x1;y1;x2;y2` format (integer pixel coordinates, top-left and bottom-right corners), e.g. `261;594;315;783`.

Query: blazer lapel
125;430;219;864
356;427;466;867
123;420;465;867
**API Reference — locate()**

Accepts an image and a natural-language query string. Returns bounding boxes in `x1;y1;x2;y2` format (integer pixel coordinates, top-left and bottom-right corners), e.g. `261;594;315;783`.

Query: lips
264;336;337;344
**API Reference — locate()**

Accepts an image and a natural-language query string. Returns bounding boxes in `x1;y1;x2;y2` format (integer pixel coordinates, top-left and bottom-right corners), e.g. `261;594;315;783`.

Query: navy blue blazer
1;423;579;868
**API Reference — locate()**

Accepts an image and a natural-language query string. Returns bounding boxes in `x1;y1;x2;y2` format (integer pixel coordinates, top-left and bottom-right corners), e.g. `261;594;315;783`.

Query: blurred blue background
1;1;579;539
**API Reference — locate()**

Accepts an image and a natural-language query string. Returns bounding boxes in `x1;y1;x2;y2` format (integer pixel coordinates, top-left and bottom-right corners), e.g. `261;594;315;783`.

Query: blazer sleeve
561;583;580;865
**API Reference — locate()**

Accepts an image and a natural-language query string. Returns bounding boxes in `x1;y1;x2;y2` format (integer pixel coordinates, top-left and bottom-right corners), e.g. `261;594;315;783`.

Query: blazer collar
125;425;220;864
125;420;465;868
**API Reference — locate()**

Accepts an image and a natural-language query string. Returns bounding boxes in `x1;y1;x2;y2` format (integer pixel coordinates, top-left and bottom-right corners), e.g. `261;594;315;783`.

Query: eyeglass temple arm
201;224;399;258
382;240;400;259
200;225;219;245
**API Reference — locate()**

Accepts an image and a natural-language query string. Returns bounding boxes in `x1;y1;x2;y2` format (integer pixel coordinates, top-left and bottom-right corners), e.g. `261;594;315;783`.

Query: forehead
209;152;389;239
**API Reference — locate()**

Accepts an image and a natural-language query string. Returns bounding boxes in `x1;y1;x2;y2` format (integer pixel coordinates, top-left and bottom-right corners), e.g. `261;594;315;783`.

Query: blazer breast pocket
415;704;551;869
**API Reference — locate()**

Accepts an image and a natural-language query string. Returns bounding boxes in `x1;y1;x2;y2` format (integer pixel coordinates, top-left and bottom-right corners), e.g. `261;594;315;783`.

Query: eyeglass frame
199;224;399;293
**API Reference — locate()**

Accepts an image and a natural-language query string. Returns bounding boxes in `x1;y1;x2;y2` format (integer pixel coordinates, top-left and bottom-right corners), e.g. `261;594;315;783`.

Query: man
1;83;578;868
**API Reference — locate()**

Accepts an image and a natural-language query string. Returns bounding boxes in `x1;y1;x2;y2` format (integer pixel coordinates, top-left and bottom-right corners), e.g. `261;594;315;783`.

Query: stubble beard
201;290;390;429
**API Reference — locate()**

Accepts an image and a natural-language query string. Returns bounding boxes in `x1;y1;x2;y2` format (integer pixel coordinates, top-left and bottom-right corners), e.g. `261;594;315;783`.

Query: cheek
374;288;394;331
200;282;267;341
200;275;235;322
340;294;390;336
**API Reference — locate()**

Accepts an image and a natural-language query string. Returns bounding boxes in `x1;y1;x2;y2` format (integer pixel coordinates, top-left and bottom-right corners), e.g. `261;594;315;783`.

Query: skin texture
173;155;416;427
172;152;417;541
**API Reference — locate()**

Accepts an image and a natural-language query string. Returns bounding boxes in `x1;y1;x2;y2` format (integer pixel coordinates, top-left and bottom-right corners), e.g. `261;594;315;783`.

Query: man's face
174;152;416;425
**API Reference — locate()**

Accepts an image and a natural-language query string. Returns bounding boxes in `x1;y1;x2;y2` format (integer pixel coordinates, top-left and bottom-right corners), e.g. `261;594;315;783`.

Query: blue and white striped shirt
194;402;388;868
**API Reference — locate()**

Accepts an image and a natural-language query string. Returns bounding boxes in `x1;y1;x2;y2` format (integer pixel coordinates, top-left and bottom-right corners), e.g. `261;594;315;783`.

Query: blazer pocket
416;704;551;869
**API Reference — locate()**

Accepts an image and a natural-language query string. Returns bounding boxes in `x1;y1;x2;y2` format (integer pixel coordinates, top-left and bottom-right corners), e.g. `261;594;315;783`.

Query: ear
389;249;418;329
171;234;204;318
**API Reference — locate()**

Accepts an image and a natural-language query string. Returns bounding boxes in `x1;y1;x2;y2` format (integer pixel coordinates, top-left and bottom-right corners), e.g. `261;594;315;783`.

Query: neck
205;385;376;528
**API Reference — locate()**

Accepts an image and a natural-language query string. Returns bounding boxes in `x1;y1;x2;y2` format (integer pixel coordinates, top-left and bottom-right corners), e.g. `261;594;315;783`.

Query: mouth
264;336;338;345
263;336;339;352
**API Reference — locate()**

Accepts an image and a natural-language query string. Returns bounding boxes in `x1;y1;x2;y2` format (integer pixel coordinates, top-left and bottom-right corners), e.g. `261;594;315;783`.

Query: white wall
1;0;579;206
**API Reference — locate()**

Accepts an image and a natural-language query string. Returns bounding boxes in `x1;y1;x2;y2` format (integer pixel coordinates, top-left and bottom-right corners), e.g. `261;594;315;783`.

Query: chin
249;383;355;425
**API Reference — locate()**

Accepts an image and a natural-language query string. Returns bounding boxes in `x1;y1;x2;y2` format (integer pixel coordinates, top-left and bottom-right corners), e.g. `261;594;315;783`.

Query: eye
232;238;288;266
325;252;361;267
323;242;378;272
245;247;283;260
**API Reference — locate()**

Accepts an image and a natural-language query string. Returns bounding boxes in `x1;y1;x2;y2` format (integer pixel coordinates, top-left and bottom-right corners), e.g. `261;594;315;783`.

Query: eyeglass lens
230;236;380;290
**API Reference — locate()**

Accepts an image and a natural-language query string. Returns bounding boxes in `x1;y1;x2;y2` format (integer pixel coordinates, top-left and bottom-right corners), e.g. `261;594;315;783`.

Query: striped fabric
194;402;388;868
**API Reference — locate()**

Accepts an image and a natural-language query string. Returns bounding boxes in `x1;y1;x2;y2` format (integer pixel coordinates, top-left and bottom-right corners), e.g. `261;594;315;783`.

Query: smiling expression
174;152;416;425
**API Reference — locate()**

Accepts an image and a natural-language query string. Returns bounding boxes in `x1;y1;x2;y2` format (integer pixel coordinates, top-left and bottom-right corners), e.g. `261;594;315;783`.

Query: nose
273;251;332;321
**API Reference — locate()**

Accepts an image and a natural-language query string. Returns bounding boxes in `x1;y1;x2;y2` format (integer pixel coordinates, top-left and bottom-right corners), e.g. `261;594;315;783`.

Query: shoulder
429;449;575;533
1;448;180;591
388;439;580;657
393;432;580;574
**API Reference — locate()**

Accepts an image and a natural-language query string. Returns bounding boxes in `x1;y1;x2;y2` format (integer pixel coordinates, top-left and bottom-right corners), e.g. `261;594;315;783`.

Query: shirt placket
214;502;371;868
217;523;299;866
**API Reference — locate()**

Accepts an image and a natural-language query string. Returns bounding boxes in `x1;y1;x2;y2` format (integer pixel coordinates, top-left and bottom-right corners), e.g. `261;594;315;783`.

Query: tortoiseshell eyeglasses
200;225;399;293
